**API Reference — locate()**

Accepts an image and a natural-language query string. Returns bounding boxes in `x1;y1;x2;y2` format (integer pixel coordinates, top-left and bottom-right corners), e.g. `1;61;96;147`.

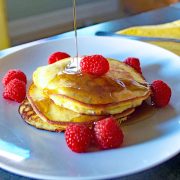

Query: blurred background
0;0;179;49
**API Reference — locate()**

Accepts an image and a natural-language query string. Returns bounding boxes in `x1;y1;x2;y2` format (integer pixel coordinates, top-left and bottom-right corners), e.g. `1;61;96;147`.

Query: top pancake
33;58;151;115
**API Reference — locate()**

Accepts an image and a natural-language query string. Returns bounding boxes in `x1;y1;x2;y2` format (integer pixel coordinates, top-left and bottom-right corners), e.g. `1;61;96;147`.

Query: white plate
0;36;180;180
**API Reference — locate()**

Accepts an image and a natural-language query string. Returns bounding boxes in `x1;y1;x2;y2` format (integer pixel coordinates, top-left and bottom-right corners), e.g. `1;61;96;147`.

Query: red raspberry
123;57;142;74
48;52;70;64
65;124;92;153
2;69;27;86
94;117;124;150
80;55;109;76
3;78;26;103
151;80;171;107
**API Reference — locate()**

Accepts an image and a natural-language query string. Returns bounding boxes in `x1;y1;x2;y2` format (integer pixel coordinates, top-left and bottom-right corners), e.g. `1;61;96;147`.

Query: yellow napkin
117;20;180;56
0;0;10;50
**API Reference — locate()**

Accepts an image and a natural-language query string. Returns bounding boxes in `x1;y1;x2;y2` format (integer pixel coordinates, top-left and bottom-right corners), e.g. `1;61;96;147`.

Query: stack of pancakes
19;58;151;132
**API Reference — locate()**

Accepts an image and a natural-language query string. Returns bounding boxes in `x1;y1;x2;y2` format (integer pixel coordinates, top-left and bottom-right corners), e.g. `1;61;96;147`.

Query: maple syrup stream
73;0;78;58
73;0;79;70
65;0;79;73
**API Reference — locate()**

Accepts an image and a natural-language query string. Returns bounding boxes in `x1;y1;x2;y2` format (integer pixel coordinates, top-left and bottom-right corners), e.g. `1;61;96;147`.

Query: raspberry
48;52;70;64
151;80;171;107
123;57;142;74
80;55;109;76
2;69;27;86
65;124;92;153
3;78;26;103
94;117;124;149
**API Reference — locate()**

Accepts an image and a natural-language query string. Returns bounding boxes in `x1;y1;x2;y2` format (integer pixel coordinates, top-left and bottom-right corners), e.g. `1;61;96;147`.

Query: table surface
0;3;180;180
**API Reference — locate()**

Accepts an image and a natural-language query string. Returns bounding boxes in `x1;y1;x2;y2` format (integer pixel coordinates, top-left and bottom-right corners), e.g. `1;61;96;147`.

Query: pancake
33;58;151;115
28;83;105;124
19;99;65;132
19;99;132;132
27;83;135;125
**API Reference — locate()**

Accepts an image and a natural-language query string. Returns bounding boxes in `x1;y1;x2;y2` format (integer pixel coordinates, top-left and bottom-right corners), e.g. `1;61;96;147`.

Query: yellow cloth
117;20;180;56
0;0;10;50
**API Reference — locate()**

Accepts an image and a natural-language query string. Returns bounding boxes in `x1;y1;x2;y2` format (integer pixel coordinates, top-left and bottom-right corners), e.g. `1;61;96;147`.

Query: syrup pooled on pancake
45;72;146;104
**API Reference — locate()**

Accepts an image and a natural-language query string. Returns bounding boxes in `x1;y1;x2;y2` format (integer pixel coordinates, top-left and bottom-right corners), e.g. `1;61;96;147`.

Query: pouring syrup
73;0;79;61
65;0;80;73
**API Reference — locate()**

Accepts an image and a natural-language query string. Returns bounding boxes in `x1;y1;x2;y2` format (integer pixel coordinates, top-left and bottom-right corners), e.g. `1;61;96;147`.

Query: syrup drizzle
73;0;79;61
65;0;79;74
